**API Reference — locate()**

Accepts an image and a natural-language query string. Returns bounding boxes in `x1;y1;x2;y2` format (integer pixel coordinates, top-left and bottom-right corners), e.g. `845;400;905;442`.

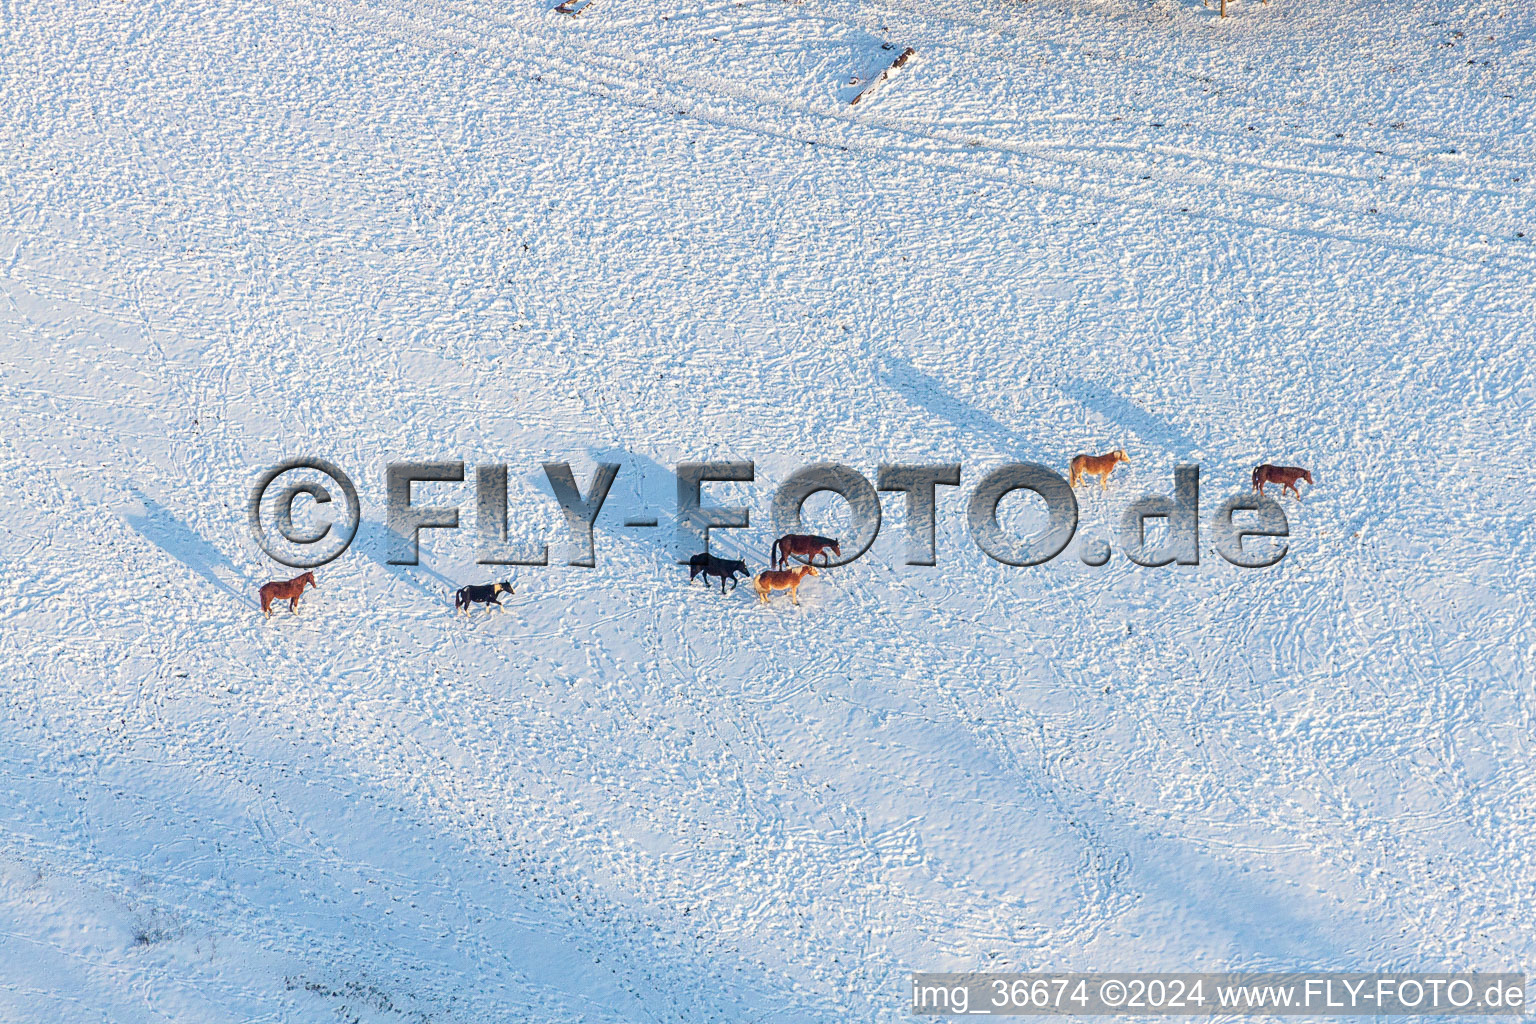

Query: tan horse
259;571;316;618
753;565;818;605
1069;449;1129;491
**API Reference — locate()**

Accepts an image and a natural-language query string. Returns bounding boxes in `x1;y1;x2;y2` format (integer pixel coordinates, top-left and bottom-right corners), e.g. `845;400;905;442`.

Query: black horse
455;581;514;612
688;553;750;594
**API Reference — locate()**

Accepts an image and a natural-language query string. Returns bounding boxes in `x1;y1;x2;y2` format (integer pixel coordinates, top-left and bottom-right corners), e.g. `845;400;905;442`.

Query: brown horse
259;571;317;618
771;534;840;569
1070;449;1129;491
1253;464;1313;500
753;565;818;605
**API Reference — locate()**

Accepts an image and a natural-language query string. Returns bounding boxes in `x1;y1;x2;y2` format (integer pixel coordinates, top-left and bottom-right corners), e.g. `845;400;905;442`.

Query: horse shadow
876;353;1037;460
589;447;768;578
1050;376;1200;461
121;487;254;608
878;353;1200;463
352;518;463;602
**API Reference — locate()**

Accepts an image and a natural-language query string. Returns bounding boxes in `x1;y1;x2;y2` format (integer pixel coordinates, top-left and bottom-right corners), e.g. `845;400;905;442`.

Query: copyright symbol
1100;980;1126;1008
248;458;360;568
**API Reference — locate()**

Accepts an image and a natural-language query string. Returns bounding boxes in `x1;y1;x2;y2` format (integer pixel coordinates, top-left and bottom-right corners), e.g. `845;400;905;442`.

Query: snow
1;0;1533;1020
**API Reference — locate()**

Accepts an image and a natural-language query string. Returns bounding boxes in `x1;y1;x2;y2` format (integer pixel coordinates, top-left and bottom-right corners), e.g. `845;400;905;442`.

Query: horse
455;581;514;613
771;534;841;569
753;565;818;605
1070;450;1129;491
259;571;316;618
688;553;750;594
1252;464;1313;500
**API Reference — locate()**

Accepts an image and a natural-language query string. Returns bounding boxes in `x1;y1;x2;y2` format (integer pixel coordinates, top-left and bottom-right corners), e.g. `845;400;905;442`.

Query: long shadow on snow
878;353;1200;462
876;354;1039;460
592;446;771;573
121;487;255;608
351;518;464;602
1111;820;1361;966
11;692;852;1022
1049;375;1200;461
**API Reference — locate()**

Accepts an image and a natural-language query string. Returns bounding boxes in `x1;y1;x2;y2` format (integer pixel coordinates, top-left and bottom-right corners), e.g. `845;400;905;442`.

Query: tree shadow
4;705;849;1021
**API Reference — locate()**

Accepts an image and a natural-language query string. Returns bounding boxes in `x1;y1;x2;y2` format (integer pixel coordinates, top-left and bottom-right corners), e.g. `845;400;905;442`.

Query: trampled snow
0;0;1532;1020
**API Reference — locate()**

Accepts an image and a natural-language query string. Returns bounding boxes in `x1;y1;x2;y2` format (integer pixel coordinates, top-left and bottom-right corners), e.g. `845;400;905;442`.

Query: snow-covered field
2;0;1533;1019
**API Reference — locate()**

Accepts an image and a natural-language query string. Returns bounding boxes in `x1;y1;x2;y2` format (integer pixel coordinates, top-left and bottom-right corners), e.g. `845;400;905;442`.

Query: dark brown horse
260;571;316;618
1252;464;1313;500
771;534;841;569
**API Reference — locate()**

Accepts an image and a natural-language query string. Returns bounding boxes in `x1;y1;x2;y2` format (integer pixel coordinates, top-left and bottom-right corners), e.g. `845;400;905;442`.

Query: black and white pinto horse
455;581;514;613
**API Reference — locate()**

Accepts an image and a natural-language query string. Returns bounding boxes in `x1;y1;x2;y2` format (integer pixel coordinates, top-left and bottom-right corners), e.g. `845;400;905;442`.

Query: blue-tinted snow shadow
591;446;768;572
1049;375;1200;460
876;353;1040;461
351;517;464;603
121;487;256;608
923;713;1359;968
18;704;853;1021
1116;824;1359;967
589;446;677;560
878;353;1200;462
